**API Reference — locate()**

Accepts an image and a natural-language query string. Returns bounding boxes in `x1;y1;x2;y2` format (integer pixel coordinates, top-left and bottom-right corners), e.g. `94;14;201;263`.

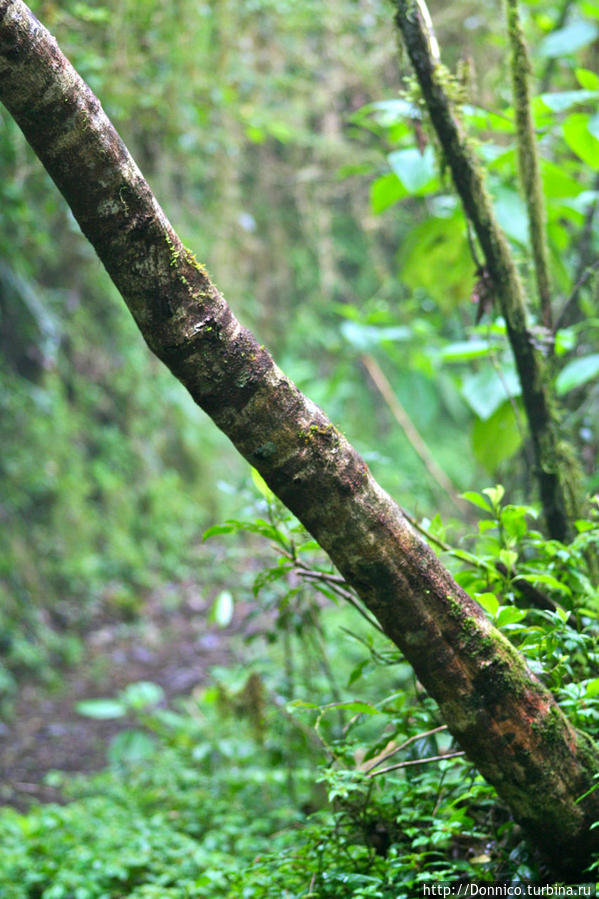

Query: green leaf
515;573;571;596
499;548;518;573
462;105;515;133
541;161;585;200
539;19;599;57
476;592;500;616
210;590;235;628
583;678;599;698
472;402;523;471
576;67;599;89
107;729;156;765
491;187;529;244
287;699;320;710
387;145;438;194
483;484;506;509
554;328;576;356
461;367;521;421
121;681;165;709
460;491;493;513
367;98;419;125
370;173;407;213
539;90;599;113
556;354;599;394
496;606;527;626
340;321;411;349
327;700;379;715
251;467;275;502
76;698;127;719
563;114;599;169
440;339;498;362
397;212;471;308
202;522;236;540
347;658;370;687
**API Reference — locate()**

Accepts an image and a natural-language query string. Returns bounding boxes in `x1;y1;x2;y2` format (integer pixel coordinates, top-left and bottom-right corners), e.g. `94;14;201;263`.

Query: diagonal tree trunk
0;0;597;877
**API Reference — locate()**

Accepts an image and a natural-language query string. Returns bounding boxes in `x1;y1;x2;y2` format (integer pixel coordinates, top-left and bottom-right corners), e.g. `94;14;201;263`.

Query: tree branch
361;353;461;507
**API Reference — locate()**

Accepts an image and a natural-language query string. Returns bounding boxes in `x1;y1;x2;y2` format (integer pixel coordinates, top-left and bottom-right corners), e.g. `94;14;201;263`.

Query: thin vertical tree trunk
393;0;582;543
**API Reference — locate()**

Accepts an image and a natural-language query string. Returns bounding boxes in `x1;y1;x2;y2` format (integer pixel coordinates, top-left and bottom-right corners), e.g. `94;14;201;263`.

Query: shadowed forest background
1;0;599;894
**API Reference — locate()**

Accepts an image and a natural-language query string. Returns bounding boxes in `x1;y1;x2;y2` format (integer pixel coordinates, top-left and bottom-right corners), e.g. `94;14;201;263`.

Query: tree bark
0;0;598;877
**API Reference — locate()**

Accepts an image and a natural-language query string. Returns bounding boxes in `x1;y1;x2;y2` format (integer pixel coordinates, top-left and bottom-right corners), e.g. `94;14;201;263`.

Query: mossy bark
506;0;553;331
393;0;581;543
1;0;598;877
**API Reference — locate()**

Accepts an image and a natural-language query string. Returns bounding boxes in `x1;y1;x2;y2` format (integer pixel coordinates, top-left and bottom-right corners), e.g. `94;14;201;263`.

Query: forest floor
0;579;255;810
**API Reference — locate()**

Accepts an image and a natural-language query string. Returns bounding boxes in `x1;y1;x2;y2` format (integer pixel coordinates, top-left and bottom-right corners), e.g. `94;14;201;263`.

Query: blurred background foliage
1;0;598;691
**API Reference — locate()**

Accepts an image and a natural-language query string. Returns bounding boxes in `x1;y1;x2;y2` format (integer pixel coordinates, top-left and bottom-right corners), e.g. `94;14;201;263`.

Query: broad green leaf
556;354;599;394
499;549;518;572
462;105;515;133
107;729;156;765
398;213;471;308
576;67;599;90
500;505;529;540
210;590;235;628
121;681;164;709
539;19;599;57
515;573;571;596
491;187;529;245
541;158;588;203
496;606;527;626
589;113;599;139
472;402;523;471
387;145;438;194
347;658;370;687
584;678;599;698
461;367;521;421
460;491;493;513
327;700;379;715
367;98;419;125
483;485;506;508
554;328;576;356
538;90;599;113
563;114;599;169
251;466;275;502
76;698;127;719
370;173;407;213
340;320;411;349
476;592;500;616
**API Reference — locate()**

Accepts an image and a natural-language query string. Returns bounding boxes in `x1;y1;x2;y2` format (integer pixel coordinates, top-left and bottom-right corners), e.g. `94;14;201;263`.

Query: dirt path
0;581;251;809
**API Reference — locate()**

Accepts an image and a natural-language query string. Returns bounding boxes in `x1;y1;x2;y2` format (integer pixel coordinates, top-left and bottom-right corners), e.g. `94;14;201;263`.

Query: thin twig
292;558;385;633
555;259;599;332
363;724;448;773
367;751;465;777
361;353;461;508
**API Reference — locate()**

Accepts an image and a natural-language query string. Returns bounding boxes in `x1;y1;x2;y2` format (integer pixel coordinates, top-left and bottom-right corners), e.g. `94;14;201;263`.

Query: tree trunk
0;0;597;877
393;0;583;544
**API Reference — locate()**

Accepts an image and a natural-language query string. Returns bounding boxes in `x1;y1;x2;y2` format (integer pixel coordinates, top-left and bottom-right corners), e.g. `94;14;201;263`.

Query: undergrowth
0;480;598;897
